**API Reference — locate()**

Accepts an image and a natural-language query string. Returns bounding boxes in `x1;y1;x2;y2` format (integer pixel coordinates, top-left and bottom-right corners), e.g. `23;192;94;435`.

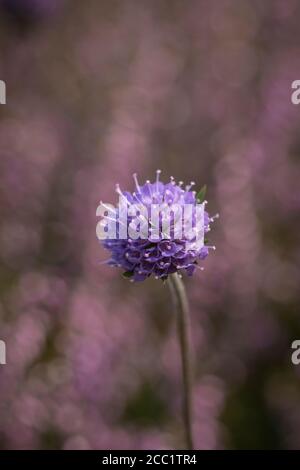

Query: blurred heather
0;0;299;450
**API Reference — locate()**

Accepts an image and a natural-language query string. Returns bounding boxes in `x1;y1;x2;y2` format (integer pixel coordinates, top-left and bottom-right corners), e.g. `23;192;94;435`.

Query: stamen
133;173;141;193
100;201;116;214
105;215;126;227
156;169;161;192
195;265;205;271
185;181;195;191
115;183;122;195
145;179;154;200
115;184;130;206
132;191;144;205
210;213;220;221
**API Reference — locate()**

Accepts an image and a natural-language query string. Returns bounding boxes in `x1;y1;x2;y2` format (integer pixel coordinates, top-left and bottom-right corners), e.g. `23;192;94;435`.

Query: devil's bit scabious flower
98;171;218;449
102;170;217;282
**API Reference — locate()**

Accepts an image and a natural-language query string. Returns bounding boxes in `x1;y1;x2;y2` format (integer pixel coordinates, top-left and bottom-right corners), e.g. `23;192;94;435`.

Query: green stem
167;273;194;450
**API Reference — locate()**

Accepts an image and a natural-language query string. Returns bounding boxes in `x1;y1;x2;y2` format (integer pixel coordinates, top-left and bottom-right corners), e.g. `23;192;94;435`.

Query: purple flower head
100;171;217;282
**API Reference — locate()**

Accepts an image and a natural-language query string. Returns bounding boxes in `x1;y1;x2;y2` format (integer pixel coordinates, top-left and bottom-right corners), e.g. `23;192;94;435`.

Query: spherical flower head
100;171;217;282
